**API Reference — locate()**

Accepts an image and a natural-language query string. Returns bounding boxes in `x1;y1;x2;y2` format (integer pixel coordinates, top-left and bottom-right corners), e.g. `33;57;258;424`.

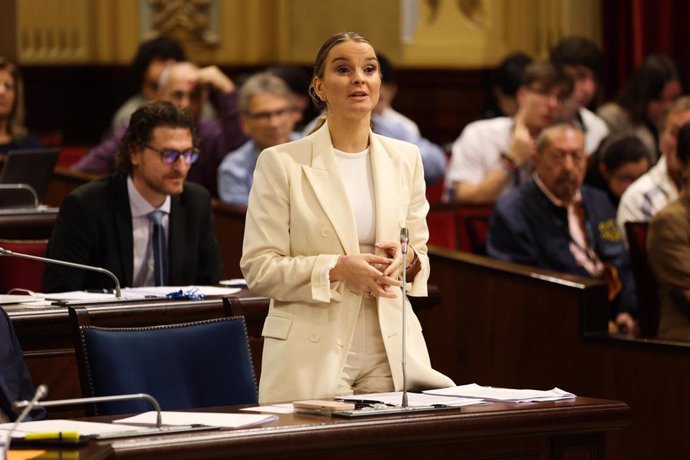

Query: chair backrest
0;239;48;294
624;221;660;337
70;307;258;415
455;206;493;255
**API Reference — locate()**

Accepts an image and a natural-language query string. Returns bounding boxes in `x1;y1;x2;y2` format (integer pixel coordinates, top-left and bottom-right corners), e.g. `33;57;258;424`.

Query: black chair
69;306;258;415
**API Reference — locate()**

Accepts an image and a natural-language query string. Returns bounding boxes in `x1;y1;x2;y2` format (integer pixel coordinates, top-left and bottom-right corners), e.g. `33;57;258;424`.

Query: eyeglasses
145;145;200;164
526;86;571;104
245;107;291;122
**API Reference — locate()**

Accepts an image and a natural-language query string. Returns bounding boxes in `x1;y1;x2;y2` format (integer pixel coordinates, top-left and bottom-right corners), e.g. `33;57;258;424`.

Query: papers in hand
114;411;277;429
424;383;576;403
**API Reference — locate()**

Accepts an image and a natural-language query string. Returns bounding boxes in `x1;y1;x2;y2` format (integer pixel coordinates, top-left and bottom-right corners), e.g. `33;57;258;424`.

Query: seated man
445;61;573;204
110;36;185;135
218;73;300;206
487;122;637;333
550;36;609;154
648;122;690;341
0;307;45;422
73;61;248;196
43;101;222;292
617;96;690;228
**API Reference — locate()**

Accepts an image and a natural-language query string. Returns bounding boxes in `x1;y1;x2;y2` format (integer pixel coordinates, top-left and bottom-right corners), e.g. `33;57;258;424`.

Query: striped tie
149;210;167;286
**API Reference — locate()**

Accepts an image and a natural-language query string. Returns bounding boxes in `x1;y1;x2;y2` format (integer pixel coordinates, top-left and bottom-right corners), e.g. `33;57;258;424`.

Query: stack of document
424;383;576;403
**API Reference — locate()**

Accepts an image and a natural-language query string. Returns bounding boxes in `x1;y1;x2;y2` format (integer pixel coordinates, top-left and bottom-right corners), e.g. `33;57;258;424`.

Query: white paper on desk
0;419;145;438
339;391;486;408
424;383;576;402
0;294;47;305
43;291;119;301
114;411;277;428
241;403;294;414
122;286;241;297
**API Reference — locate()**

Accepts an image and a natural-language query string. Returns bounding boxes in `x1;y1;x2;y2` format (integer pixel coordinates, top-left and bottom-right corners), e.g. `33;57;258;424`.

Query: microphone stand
2;384;47;458
0;246;122;299
13;393;162;428
400;228;409;408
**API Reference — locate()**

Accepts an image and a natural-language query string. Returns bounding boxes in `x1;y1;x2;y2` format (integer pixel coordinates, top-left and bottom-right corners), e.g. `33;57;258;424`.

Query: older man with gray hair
487;121;638;334
217;72;301;206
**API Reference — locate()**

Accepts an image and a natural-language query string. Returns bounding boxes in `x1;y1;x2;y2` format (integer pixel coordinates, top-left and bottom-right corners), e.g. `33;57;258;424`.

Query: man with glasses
445;61;573;204
218;73;300;206
43;101;222;292
73;61;247;197
487;122;637;334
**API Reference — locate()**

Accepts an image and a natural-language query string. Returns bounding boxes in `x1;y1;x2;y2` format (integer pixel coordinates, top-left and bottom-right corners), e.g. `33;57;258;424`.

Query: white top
617;156;679;229
444;117;531;200
127;177;171;287
335;148;376;254
579;107;609;155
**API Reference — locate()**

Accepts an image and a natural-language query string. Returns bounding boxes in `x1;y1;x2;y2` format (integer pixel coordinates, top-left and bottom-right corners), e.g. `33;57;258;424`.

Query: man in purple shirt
73;62;247;196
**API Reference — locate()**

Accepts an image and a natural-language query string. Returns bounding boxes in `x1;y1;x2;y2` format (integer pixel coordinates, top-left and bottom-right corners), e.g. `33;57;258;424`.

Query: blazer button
308;333;320;343
321;228;331;238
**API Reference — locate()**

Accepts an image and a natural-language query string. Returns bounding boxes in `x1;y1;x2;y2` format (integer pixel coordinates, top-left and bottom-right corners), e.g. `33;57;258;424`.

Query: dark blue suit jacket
487;180;637;316
0;307;45;421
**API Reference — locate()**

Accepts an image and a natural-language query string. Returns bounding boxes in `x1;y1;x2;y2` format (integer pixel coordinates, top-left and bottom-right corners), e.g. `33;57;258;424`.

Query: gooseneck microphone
0;247;122;298
0;184;39;208
3;384;48;455
400;228;409;408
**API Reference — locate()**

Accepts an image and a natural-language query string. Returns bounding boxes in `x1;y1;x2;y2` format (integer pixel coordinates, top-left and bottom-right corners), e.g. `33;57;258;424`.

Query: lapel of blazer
302;122;359;255
114;175;134;287
370;134;401;244
167;193;185;284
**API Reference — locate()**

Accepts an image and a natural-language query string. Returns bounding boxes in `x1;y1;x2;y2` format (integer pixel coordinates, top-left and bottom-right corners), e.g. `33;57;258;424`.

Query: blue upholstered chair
69;306;258;415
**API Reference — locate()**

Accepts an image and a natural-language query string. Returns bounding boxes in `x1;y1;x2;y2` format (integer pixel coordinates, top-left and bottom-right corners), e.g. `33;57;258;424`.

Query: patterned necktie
148;210;167;286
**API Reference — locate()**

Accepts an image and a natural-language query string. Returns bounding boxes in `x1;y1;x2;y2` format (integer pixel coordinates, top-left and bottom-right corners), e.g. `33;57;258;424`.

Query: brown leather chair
624;221;660;337
0;239;48;293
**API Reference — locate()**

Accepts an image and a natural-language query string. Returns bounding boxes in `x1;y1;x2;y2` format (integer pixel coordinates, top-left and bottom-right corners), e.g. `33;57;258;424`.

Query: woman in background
585;132;651;208
241;32;453;403
0;58;41;153
598;53;682;160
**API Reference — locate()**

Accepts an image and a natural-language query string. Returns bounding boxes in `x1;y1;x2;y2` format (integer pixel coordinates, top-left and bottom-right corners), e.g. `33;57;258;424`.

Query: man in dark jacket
488;121;637;333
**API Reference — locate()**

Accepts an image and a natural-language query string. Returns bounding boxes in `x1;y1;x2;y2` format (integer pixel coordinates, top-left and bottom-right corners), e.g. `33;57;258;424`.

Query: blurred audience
617;97;690;229
0;58;42;153
550;36;609;154
487;122;637;333
266;65;316;130
73;61;247;196
218;73;300;206
445;61;573;204
648;121;690;341
484;52;533;119
110;37;186;134
585;133;651;208
374;54;421;136
598;53;682;160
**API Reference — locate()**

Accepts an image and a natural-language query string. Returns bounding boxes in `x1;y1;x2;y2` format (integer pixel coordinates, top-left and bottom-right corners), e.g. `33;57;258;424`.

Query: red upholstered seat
455;206;493;255
0;239;48;293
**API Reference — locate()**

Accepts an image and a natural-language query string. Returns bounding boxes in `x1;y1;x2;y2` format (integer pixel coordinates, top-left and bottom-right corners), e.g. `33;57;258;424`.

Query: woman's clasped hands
329;244;407;299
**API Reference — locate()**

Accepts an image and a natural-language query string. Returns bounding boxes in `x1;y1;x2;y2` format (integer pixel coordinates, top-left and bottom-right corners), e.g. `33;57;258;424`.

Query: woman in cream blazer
241;32;453;403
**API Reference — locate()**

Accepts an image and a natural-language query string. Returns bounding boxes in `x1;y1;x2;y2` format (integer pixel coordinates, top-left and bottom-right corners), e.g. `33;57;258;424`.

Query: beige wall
11;0;602;67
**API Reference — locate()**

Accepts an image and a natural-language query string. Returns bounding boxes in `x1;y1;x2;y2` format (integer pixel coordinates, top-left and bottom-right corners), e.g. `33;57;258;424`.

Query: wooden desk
422;247;690;459
9;289;441;418
40;397;629;460
0;208;58;239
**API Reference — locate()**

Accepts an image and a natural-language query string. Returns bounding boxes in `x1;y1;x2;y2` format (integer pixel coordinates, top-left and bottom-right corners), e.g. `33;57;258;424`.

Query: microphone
0;184;39;208
13;393;163;429
2;384;48;455
400;228;409;408
0;246;122;299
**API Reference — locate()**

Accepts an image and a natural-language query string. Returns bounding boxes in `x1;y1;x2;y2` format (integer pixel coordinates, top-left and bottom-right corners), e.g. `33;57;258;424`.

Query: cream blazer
241;122;454;403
